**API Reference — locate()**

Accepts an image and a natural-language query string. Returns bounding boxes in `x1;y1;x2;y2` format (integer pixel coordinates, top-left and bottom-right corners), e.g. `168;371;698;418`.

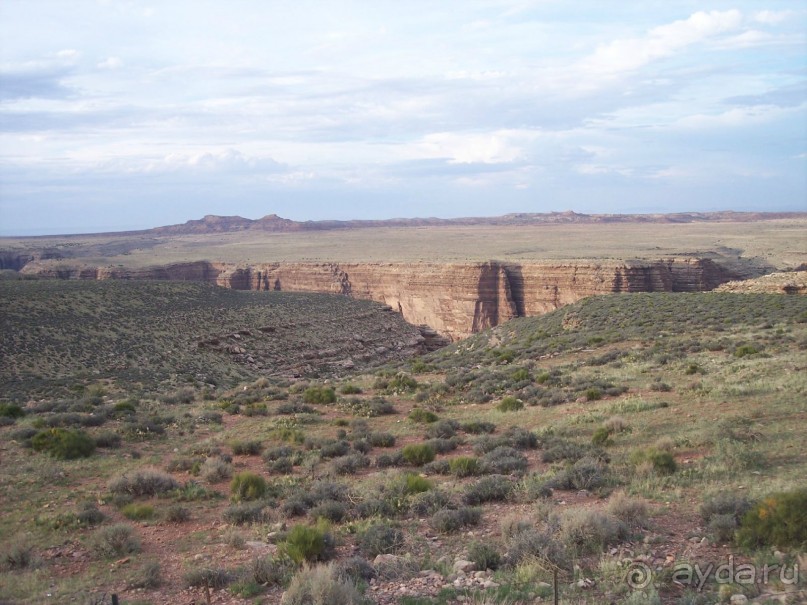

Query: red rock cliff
20;258;734;340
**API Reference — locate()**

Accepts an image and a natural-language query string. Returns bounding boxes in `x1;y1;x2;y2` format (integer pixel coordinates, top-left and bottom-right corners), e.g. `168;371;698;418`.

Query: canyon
18;257;736;340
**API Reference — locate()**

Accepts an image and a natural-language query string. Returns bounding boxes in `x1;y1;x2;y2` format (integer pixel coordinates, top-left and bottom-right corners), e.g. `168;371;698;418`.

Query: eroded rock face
20;258;736;340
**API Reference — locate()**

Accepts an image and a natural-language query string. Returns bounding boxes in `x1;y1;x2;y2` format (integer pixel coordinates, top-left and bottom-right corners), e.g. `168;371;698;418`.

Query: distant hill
140;210;806;236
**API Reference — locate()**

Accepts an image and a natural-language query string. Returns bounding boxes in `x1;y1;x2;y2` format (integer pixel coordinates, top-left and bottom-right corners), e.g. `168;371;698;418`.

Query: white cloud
753;10;795;25
410;130;539;164
97;57;123;70
577;10;743;78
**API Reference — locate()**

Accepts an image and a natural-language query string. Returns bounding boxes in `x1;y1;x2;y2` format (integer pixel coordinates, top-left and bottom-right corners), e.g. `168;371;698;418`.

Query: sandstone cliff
20;257;736;340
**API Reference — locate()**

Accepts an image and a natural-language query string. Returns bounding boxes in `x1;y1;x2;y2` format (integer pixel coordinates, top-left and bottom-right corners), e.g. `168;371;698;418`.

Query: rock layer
20;258;736;340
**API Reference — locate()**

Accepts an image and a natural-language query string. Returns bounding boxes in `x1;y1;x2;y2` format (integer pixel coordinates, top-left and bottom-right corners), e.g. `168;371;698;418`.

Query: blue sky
0;1;805;235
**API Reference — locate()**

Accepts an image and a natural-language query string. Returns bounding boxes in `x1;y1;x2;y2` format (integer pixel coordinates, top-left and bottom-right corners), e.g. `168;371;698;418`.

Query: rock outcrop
19;257;737;340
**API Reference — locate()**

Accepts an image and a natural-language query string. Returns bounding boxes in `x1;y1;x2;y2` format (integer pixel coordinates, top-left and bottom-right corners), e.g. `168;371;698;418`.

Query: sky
0;1;805;235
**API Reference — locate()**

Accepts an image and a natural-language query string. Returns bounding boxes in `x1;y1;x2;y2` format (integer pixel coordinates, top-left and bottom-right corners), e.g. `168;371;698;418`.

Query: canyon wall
19;258;735;340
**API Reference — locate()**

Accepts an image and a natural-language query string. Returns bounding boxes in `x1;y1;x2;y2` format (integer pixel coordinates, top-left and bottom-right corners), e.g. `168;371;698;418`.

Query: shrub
283;523;334;563
340;384;363;395
410;489;451;516
0;403;25;419
387;373;418;393
368;432;396;448
376;451;404;468
734;344;760;358
402;443;436;466
559;508;626;554
230;471;268;502
131;560;162;589
171;480;219;502
223;502;266;525
200;456;233;483
184;567;236;589
358;523;404;558
480;446;528;474
607;492;648;529
591;427;612;446
76;502;106;526
408;408;438;423
94;431;121;448
737;489;807;550
497;396;524;412
449;456;480;478
700;493;752;525
304;386;337;404
252;554;297;586
461;420;496;434
584;387;603;401
424;437;458;454
631;448;677;475
318;440;351;458
603;416;629;433
165;505;190;523
463;475;513;505
121;503;155;521
109;468;179;497
334;556;376;583
425;419;460;439
430;507;481;533
468;541;501;571
281;563;366;605
505;528;567;567
1;539;40;571
92;524;141;557
31;428;95;459
311;501;348;523
230;440;263;456
547;458;607;491
332;453;371;475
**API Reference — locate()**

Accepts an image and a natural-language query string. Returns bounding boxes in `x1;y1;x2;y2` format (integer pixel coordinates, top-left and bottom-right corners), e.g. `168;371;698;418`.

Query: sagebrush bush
630;448;676;475
368;432;396;448
358;523;404;558
340;384;363;395
547;458;608;491
230;471;268;502
109;468;179;497
31;428;95;459
408;408;438;423
223;502;266;525
559;508;626;554
230;440;263;456
591;427;612;446
92;524;141;558
480;446;528;474
402;443;436;466
252;554;297;586
461;420;496;434
386;373;418;393
311;501;348;523
0;403;25;419
430;507;481;533
606;492;648;529
737;489;807;550
281;563;367;605
468;541;501;571
331;453;370;475
303;386;337;404
425;419;459;439
463;475;513;505
200;456;233;483
184;567;236;589
700;493;752;524
165;504;190;523
1;539;40;571
496;396;524;412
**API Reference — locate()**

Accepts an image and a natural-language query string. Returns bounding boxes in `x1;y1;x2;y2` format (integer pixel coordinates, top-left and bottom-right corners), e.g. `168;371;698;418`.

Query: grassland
1;286;805;605
2;218;806;268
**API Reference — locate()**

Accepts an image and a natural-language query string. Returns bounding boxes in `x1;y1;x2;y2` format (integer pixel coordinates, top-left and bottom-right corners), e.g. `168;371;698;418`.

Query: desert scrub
386;372;418;393
91;523;141;558
559;508;626;554
606;492;648;529
408;408;438;423
737;489;807;550
468;541;501;571
461;420;496;434
281;562;367;605
230;439;263;455
496;396;524;412
402;443;436;466
252;554;297;586
331;453;371;475
303;386;337;404
200;456;233;483
430;507;481;533
31;428;95;459
340;384;363;394
282;522;335;563
223;502;267;525
463;475;514;505
0;403;25;419
109;468;179;497
591;426;613;446
121;503;155;521
165;504;190;523
449;456;480;477
230;471;268;502
368;432;396;447
630;448;677;475
0;538;41;571
358;523;404;557
425;419;460;439
480;446;528;474
547;458;608;491
184;567;236;589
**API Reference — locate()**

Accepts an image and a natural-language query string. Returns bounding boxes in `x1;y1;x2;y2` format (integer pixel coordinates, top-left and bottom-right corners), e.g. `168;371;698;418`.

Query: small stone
729;595;748;605
453;559;476;574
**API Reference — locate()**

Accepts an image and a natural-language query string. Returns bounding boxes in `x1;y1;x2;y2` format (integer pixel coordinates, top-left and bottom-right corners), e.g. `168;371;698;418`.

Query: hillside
0;280;431;401
1;291;805;604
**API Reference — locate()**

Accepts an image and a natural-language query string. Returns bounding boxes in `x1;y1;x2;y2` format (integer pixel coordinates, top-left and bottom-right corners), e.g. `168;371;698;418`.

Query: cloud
97;57;123;70
0;67;74;101
753;10;795;25
576;10;743;80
